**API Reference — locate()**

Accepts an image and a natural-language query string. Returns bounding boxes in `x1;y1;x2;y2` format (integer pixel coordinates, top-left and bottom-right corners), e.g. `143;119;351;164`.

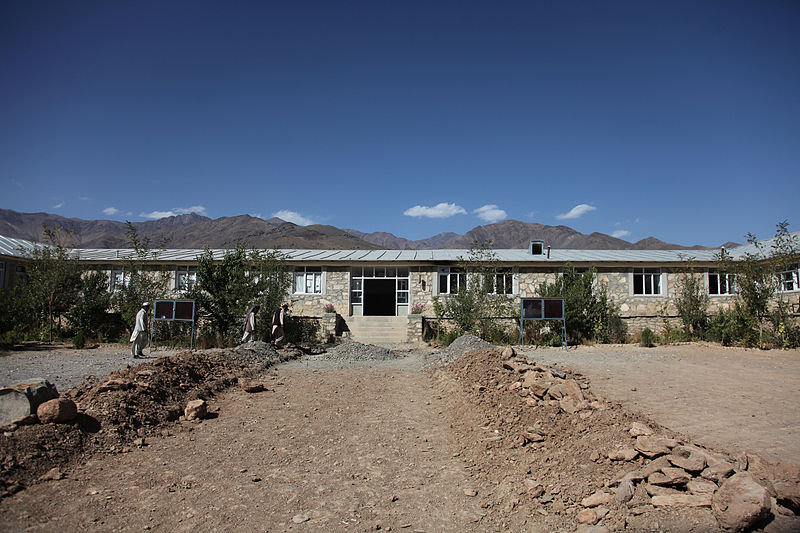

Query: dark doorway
364;279;396;316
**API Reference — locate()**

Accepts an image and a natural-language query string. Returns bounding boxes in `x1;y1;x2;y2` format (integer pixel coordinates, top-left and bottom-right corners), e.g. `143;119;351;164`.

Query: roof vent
529;240;544;255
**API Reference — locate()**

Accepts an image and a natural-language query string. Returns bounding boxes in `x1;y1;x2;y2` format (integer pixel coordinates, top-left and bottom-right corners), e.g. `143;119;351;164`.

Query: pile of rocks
0;379;78;430
500;347;605;418
321;340;401;362
495;346;799;532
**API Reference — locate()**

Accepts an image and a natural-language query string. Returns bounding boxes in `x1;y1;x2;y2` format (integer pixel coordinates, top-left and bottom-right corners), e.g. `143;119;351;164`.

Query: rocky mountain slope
0;208;723;250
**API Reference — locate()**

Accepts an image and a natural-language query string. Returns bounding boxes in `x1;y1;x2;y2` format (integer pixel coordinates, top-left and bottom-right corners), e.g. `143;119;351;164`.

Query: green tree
21;225;83;342
112;222;172;333
188;242;291;343
719;221;799;346
538;264;625;344
67;270;111;341
437;241;515;341
673;260;709;339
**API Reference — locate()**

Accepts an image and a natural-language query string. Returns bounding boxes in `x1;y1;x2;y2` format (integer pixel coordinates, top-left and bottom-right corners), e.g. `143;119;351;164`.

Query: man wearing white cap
130;301;150;358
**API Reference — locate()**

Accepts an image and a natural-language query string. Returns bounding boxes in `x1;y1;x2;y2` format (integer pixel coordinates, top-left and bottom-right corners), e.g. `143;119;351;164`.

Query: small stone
649;467;690;486
238;378;266;393
687;479;718;494
581;490;613;508
576;508;599;525
292;514;310;524
563;379;585;401
184;399;207;421
463;489;478;497
616;480;635;503
668;446;707;473
607;447;639;462
629;422;654;437
524;479;545;498
39;468;64;481
501;346;515;359
701;462;735;483
634;436;674;458
652;493;712;507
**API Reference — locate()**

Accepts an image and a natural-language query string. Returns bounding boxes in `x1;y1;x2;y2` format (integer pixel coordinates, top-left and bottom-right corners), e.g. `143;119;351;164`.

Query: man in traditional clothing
130;301;150;358
241;305;260;343
271;302;289;348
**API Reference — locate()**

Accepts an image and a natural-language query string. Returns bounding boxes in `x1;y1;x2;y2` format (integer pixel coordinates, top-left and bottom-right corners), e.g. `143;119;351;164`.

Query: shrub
640;328;656;347
72;330;86;349
673;267;709;339
707;304;758;347
284;316;319;344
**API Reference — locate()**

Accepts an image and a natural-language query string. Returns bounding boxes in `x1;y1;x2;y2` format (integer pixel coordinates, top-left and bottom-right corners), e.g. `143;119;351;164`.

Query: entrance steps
344;316;408;344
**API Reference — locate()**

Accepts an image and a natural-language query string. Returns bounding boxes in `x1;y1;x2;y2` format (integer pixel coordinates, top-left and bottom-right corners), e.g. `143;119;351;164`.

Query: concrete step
344;316;408;343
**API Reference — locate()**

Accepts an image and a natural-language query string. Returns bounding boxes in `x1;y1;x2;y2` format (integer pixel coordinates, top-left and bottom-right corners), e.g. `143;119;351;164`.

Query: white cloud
474;204;507;223
52;202;64;209
273;210;315;226
139;205;207;220
556;203;596;220
612;230;631;239
102;207;120;215
403;202;467;219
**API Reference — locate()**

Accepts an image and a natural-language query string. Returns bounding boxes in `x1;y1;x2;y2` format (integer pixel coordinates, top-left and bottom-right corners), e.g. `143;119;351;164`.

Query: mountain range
0;208;736;251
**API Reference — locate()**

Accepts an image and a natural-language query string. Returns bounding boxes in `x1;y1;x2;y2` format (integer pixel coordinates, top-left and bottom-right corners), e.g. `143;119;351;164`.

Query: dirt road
1;342;798;532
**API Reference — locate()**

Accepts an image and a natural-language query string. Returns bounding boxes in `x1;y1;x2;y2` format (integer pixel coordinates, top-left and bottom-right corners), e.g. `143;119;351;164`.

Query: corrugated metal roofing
2;231;797;264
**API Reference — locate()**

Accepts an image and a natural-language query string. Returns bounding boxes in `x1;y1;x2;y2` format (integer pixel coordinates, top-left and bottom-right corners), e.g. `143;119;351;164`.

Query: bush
72;330;86;349
284;316;319;344
707;304;758;347
440;327;465;347
640;328;656;347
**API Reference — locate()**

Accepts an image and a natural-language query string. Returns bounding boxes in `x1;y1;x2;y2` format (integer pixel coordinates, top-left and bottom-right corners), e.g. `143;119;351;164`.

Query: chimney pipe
547;246;551;259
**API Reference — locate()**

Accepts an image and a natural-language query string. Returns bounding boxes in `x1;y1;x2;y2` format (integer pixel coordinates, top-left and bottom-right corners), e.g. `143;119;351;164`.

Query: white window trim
435;267;517;296
175;265;198;291
293;266;326;295
110;266;130;292
778;264;799;293
707;269;736;296
630;267;665;296
436;267;465;295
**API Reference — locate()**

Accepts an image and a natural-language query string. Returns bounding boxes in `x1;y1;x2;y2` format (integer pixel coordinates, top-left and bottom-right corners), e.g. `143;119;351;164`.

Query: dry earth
0;341;798;532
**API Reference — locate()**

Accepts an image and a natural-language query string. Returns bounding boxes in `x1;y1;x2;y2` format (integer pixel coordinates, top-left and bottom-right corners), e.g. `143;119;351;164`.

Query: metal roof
2;232;797;264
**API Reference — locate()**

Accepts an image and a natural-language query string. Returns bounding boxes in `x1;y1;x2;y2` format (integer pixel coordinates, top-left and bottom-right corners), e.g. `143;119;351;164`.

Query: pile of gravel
230;341;283;365
439;334;494;364
320;340;402;362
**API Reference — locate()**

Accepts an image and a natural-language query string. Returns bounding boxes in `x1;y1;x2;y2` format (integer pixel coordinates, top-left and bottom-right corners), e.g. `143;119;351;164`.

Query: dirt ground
0;342;798;532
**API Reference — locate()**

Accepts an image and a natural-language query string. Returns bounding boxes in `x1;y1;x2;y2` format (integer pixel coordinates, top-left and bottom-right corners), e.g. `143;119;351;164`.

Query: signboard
152;299;197;350
519;297;567;349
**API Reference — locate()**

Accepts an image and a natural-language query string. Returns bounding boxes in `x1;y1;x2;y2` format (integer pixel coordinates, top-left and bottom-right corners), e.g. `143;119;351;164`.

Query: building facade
2;233;798;342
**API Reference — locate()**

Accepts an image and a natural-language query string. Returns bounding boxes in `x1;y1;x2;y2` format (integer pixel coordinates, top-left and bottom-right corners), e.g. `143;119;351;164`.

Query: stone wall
289;267;350;317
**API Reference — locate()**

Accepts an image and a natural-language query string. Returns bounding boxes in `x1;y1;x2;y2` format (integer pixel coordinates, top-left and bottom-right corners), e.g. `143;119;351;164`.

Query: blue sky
1;1;798;246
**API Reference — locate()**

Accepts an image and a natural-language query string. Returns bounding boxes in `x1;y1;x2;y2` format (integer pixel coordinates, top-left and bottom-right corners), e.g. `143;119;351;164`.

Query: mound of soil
0;343;294;498
437;347;799;531
321;340;402;362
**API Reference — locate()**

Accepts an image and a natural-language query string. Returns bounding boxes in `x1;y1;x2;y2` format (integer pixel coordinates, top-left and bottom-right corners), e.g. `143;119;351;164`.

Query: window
438;267;465;294
110;266;129;291
633;268;661;295
708;269;736;295
487;268;514;295
175;266;197;291
779;264;799;292
294;266;323;294
0;261;5;289
14;265;28;285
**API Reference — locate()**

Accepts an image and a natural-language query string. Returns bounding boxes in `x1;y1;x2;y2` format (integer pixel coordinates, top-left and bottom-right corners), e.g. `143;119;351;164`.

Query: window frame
437;267;465;295
778;264;799;292
708;269;736;295
632;267;663;296
174;265;198;292
110;266;130;291
293;266;325;295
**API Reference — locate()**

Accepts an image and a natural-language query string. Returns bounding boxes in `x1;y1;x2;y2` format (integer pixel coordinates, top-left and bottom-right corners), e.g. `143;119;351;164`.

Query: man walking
271;302;289;348
241;305;260;343
130;301;150;358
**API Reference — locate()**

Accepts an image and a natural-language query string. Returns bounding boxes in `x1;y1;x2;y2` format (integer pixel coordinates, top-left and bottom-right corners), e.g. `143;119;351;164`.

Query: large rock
712;473;772;532
0;388;33;427
14;379;59;410
630;422;654;437
581;490;613;508
37;398;78;423
563;379;584;401
608;447;639;462
649;467;691;486
616;480;635;503
746;455;800;515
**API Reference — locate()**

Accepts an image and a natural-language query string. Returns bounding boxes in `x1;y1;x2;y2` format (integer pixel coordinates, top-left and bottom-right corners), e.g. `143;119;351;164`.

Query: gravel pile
320;340;402;362
231;341;283;365
438;334;494;364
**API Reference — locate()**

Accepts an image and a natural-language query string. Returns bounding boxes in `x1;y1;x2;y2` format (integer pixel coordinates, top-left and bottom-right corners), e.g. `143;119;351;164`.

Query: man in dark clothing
271;302;289;348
